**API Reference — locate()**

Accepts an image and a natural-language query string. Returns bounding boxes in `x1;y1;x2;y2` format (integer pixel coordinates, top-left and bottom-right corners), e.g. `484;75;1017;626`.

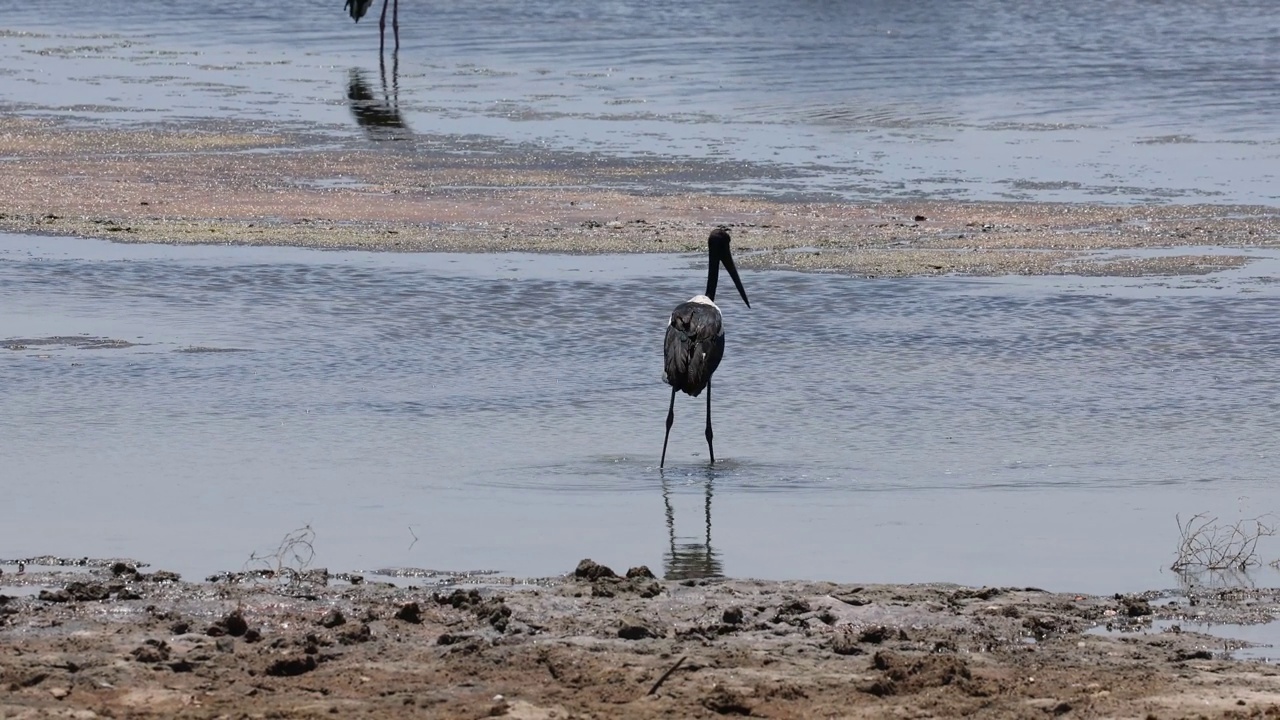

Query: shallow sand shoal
2;115;1278;277
2;559;1280;719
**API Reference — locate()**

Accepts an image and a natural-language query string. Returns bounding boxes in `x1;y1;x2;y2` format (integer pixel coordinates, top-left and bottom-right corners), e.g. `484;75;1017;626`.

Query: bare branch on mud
243;525;322;587
647;655;688;696
1171;513;1276;572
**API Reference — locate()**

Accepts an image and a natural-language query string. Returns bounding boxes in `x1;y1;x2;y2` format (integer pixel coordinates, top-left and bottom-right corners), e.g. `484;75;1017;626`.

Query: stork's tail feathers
345;0;374;22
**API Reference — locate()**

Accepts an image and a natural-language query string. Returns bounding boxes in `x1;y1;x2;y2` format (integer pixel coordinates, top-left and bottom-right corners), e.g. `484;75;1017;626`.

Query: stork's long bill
706;229;750;309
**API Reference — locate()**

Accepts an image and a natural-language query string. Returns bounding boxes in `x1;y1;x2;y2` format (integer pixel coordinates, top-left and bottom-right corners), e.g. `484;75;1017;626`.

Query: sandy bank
3;116;1278;277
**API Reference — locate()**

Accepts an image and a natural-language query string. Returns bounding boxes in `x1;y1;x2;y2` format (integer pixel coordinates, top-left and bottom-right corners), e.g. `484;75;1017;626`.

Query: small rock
215;637;235;653
170;620;192;634
110;562;138;577
722;607;744;625
49;686;70;700
38;589;72;603
914;215;927;222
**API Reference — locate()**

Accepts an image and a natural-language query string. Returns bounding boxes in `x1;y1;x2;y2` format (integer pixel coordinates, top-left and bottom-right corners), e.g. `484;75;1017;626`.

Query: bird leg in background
661;388;677;469
705;380;715;464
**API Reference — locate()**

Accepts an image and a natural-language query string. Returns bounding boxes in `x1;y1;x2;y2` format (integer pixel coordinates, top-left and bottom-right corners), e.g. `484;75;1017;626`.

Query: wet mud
2;116;1279;277
3;558;1280;718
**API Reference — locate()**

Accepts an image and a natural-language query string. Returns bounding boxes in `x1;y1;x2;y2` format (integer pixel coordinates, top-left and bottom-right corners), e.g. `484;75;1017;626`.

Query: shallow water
1089;619;1280;663
1;0;1277;203
4;233;1280;592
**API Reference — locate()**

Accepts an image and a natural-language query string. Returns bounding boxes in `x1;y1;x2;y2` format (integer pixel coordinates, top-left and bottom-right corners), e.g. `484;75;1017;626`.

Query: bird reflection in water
346;52;410;141
661;468;725;581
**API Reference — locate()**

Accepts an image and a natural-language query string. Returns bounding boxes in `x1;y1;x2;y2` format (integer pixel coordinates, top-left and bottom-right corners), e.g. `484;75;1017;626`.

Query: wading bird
345;0;399;54
660;228;750;468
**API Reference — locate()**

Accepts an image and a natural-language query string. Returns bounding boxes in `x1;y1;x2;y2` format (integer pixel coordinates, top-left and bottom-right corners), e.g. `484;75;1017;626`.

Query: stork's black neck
705;253;718;301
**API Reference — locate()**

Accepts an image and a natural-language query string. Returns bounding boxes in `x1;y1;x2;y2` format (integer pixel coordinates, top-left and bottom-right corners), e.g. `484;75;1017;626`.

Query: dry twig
245;524;318;585
1171;513;1276;572
647;655;688;696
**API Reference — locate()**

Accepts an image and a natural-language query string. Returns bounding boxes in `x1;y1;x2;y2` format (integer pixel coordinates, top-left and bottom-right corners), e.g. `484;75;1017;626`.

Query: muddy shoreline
3;115;1279;278
3;558;1280;718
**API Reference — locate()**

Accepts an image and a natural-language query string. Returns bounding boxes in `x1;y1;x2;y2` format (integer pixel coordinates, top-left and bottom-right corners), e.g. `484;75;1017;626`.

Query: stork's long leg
705;379;715;465
392;0;400;51
660;387;677;469
378;0;390;55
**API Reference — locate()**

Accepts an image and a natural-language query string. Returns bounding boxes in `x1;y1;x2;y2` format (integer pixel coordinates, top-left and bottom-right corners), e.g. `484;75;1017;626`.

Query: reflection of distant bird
347;65;410;141
661;228;751;468
345;0;399;54
661;471;724;580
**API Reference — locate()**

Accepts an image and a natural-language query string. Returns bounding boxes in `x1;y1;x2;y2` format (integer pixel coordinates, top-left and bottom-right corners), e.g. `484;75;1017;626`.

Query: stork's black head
705;227;750;309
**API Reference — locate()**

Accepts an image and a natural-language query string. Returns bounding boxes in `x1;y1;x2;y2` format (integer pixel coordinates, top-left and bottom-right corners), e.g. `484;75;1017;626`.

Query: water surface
4;233;1280;592
1;0;1277;202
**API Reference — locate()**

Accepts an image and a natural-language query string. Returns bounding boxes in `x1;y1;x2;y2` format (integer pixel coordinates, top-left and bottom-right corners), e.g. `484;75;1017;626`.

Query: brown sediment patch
1;114;1279;276
2;560;1280;718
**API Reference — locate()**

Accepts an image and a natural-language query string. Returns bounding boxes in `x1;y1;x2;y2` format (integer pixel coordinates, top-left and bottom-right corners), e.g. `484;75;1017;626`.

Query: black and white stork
660;228;751;468
344;0;399;54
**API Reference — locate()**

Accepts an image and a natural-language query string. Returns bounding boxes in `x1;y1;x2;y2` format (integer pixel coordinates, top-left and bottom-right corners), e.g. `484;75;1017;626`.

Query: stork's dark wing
664;301;725;397
345;0;375;21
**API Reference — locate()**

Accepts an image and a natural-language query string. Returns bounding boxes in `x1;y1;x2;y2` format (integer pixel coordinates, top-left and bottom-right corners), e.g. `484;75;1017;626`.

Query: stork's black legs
660;387;677;469
392;0;400;51
377;0;399;54
378;0;388;54
705;380;715;465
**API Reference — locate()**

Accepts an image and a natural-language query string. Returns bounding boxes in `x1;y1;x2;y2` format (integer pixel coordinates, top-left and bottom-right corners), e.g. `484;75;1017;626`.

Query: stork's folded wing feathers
663;302;726;397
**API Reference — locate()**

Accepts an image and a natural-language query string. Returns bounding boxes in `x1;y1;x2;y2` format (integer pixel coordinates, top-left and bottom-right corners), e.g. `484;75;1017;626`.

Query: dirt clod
394;602;423;624
264;655;318;677
1122;596;1154;617
702;686;753;715
130;640;170;664
207;610;248;637
574;558;617;581
338;623;372;645
618;618;655;640
867;651;979;697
